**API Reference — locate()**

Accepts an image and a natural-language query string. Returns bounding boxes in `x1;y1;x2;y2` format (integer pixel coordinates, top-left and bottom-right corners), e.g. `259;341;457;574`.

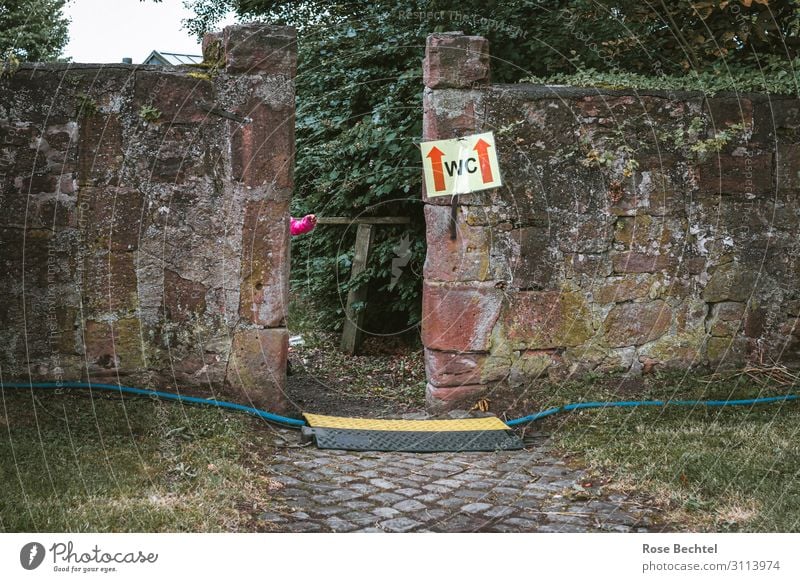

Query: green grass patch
0;389;283;532
514;372;800;532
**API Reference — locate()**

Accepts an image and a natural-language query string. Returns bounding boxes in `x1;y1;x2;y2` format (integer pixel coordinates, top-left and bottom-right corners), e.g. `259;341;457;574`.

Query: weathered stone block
224;24;297;76
504;290;593;349
752;98;800;143
232;98;294;188
82;252;138;314
163;269;208;322
202;31;223;63
707;301;745;337
556;214;614;253
238;200;289;327
425;383;487;412
18;174;58;194
612;158;684;217
509;226;558;289
603;300;672;347
744;306;767;338
422;283;504;352
424;349;485;387
79;187;145;251
225;327;288;412
614;215;686;255
82;318;144;374
592;275;655;304
424;33;490;89
508;350;556;387
702;262;757;302
565;253;613;279
133;71;213;125
704;97;753;138
694;153;772;196
485;96;580;173
638;327;703;371
38;197;77;229
423;204;510;282
612;252;678;274
77;113;123;186
146;125;207;184
777;144;800;192
675;299;708;333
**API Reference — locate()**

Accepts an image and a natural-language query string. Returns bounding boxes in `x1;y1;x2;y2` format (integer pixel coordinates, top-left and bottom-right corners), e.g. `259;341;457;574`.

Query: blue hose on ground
504;395;800;427
1;382;798;430
0;382;307;428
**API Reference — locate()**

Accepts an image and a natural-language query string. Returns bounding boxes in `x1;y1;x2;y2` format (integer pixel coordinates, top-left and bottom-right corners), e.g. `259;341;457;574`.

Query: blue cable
2;381;797;430
0;381;307;428
504;395;800;426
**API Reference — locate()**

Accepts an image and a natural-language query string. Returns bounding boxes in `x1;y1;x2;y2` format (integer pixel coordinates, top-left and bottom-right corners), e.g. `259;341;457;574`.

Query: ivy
522;56;800;97
181;0;800;335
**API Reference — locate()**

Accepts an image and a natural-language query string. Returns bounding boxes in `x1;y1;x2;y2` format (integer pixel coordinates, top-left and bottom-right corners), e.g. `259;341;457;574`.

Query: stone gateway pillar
0;24;296;411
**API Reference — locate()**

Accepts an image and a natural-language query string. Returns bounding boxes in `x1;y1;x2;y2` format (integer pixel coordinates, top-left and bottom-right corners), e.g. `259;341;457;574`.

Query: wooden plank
340;223;374;354
317;216;410;225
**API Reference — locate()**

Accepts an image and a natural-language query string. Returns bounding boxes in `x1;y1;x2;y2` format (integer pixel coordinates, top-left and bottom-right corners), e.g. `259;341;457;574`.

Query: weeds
514;371;800;532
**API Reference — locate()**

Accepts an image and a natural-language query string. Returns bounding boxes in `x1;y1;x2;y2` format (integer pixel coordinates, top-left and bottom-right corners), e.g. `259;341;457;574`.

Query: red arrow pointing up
473;138;494;183
426;146;446;192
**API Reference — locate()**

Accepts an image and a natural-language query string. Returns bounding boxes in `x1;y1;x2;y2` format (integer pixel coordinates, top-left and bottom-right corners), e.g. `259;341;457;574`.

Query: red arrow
473;138;494;183
426;146;446;192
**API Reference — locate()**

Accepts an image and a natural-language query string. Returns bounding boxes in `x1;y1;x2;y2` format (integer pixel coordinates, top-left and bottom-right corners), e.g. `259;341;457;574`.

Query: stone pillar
217;24;297;411
421;33;495;410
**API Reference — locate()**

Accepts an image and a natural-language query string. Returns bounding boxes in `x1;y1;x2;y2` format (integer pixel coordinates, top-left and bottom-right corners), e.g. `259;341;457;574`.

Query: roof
143;51;203;67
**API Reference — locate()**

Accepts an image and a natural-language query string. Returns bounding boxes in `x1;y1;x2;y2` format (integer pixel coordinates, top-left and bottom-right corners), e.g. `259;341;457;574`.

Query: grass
504;371;800;532
0;389;285;532
2;348;798;532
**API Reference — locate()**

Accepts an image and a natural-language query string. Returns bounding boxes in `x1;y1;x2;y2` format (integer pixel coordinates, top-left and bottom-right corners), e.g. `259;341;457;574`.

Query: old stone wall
0;24;296;411
422;33;800;408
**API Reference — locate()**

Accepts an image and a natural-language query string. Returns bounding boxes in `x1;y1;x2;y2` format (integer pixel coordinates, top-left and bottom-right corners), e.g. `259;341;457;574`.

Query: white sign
420;131;502;197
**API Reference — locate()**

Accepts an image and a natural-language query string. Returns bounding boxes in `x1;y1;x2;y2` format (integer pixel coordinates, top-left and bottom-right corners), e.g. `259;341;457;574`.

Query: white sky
64;0;237;63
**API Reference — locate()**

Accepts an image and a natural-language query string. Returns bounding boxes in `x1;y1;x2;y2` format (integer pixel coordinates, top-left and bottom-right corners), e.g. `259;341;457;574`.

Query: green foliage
523;55;800;96
138;104;162;122
184;0;799;333
75;93;98;118
0;51;20;79
0;0;70;62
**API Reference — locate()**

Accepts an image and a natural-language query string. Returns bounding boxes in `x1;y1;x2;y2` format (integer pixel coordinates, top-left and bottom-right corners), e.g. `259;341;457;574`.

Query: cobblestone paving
259;433;661;532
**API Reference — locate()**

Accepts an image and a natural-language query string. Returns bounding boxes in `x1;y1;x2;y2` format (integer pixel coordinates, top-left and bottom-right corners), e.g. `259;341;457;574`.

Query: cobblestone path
259;432;661;532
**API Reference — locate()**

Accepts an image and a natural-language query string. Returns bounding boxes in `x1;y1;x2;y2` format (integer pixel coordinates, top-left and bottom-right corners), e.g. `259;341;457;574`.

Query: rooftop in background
143;50;203;66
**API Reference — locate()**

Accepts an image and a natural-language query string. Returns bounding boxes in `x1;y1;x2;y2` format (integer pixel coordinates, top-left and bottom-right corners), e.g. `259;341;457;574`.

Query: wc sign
420;132;502;197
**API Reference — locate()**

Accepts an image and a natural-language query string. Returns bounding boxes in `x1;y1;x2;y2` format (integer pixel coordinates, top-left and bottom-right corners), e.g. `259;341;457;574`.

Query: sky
63;0;237;64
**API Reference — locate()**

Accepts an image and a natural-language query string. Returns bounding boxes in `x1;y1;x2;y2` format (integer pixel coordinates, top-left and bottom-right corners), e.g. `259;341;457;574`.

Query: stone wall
421;33;800;408
0;24;296;411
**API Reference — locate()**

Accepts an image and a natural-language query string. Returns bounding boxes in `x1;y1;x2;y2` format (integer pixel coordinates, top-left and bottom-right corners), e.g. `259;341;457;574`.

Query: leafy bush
185;0;800;336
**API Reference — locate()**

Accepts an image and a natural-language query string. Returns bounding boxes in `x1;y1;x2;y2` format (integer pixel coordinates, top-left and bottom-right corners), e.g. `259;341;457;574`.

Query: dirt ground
284;332;428;419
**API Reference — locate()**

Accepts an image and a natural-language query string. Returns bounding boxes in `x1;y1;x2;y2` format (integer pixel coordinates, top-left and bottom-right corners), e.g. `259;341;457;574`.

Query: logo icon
20;542;45;570
389;233;412;291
